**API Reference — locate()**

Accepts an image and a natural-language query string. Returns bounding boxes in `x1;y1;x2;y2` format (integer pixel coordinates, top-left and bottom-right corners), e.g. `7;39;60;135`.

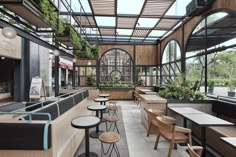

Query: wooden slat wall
78;44;159;66
78;60;97;66
135;45;157;65
99;44;134;59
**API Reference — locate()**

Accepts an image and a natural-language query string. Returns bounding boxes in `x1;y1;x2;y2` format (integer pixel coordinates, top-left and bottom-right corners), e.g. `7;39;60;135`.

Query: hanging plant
57;18;66;34
91;46;99;58
70;27;82;50
32;0;58;28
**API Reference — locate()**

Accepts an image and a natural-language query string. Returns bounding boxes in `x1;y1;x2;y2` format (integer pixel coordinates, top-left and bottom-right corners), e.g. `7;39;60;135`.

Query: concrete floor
120;101;189;157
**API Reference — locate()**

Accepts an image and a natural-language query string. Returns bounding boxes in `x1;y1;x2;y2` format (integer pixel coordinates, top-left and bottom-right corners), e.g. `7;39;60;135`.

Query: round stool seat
99;132;120;144
104;116;119;122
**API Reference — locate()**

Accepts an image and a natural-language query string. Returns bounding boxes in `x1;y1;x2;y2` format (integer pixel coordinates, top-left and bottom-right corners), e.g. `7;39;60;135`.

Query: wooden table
139;94;167;132
221;137;236;149
87;105;107;138
71;116;100;157
168;107;234;157
98;93;111;98
138;89;152;94
94;98;109;105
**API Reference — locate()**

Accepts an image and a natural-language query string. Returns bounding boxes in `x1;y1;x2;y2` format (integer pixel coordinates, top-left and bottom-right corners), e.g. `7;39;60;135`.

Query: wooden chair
187;144;203;157
144;108;176;137
155;116;192;157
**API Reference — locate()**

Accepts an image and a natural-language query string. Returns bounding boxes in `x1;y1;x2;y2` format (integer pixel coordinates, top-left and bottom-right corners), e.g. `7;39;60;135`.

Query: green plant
159;73;206;100
57;18;66;34
33;0;58;27
228;80;236;92
86;76;96;86
91;45;99;58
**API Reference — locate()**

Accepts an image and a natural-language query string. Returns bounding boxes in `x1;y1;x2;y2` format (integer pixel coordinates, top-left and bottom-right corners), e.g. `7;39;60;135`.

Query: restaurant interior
0;0;235;157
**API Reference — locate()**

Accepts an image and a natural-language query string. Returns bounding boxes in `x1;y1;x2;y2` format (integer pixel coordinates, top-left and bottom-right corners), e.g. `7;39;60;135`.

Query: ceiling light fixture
73;57;77;63
2;27;17;39
53;49;60;56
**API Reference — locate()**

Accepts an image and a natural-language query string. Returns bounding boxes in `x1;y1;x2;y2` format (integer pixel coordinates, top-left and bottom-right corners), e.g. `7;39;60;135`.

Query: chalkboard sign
29;77;46;100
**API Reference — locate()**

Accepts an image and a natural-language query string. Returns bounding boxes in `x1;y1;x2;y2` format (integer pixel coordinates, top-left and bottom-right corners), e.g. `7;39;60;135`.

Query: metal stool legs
101;142;120;157
106;121;120;134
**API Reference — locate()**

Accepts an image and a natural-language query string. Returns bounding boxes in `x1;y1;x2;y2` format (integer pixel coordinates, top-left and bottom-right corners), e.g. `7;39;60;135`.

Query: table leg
90;111;104;138
184;118;187;128
201;127;206;157
95;111;99;133
85;128;89;157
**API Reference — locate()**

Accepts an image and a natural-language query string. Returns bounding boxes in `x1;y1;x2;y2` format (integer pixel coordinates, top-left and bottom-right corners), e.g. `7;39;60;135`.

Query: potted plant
208;80;214;94
228;81;235;97
86;76;96;86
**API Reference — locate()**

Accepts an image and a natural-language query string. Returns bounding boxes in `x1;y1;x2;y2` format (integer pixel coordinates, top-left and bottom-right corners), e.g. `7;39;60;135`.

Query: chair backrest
144;108;163;121
187;144;202;157
156;116;175;133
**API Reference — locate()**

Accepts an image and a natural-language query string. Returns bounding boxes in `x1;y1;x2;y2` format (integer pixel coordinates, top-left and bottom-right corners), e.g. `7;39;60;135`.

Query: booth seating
0;89;95;157
192;99;236;157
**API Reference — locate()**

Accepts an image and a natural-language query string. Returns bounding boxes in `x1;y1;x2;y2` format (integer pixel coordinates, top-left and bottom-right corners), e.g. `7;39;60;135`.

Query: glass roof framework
60;0;187;44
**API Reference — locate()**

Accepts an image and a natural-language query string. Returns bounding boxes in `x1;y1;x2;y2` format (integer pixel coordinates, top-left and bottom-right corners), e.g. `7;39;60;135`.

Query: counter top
139;94;167;103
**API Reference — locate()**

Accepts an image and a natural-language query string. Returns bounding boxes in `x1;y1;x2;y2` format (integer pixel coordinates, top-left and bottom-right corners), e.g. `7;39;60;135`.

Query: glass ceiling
62;0;190;44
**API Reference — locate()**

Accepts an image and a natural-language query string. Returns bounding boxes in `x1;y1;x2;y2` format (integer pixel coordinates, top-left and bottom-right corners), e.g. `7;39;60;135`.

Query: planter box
99;88;134;100
55;26;80;48
0;0;57;29
77;51;96;60
99;87;134;90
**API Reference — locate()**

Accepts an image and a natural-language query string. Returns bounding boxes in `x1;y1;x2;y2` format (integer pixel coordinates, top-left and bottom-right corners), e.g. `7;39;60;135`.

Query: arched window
100;49;133;83
161;40;181;85
185;10;236;97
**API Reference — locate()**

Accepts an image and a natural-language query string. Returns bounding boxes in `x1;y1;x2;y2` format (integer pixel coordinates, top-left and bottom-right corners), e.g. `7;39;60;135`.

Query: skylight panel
117;0;145;14
85;28;99;35
149;30;166;37
95;17;115;27
80;0;92;13
165;0;192;16
137;18;159;28
117;29;133;36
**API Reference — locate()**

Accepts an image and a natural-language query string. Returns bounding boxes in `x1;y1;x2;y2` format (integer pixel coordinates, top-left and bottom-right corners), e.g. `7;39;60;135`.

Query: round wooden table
94;97;109;105
71;116;100;157
87;104;107;138
98;93;111;98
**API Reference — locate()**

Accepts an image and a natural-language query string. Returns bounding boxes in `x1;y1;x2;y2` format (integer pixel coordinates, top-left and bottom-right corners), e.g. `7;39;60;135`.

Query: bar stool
104;115;120;133
99;132;120;157
107;101;118;116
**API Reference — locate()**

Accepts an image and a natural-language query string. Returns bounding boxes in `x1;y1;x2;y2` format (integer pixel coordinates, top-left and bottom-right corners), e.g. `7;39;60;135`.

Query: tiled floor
120;101;189;157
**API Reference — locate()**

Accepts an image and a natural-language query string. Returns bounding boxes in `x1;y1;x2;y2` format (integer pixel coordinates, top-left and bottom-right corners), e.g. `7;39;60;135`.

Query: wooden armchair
187;144;203;157
155;116;192;157
144;108;176;137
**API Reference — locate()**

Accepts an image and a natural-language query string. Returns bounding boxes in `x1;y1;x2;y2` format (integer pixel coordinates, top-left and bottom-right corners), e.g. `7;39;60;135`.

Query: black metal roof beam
115;0;118;41
60;12;185;19
82;34;160;38
87;0;102;40
142;0;177;42
72;25;169;31
129;0;148;42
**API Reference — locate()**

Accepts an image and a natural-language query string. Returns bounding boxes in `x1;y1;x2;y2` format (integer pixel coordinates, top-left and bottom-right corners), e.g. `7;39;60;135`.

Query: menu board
29;77;45;99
